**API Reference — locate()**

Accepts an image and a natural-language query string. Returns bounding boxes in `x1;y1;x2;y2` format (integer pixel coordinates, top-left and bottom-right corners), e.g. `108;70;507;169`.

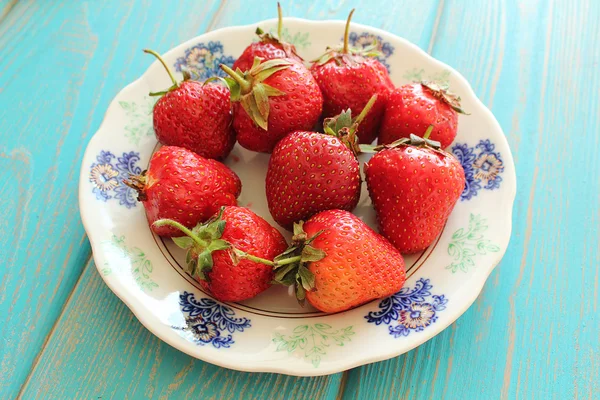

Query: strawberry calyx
253;3;303;62
421;80;469;115
144;49;194;98
153;208;276;281
272;221;326;304
220;57;292;130
361;126;442;153
123;171;148;201
323;94;377;155
312;43;381;67
312;9;382;66
255;28;302;61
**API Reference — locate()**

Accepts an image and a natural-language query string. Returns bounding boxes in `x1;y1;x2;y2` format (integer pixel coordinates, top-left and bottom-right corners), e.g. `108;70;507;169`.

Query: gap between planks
335;370;349;400
427;0;445;54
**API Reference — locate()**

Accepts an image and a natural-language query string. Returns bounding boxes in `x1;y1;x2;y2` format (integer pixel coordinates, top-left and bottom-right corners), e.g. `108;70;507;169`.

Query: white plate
79;17;516;376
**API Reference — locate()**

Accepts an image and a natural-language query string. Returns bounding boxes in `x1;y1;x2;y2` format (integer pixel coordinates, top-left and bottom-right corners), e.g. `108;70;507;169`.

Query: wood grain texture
10;0;442;398
0;0;18;22
0;1;224;398
4;0;599;398
343;0;600;399
19;260;343;399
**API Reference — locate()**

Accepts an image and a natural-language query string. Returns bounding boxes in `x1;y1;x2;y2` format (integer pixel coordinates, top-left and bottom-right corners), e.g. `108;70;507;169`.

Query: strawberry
220;58;323;153
145;49;234;160
124;146;241;237
364;127;466;253
379;81;468;149
265;96;377;230
232;3;302;72
310;10;393;144
272;210;406;313
155;206;287;302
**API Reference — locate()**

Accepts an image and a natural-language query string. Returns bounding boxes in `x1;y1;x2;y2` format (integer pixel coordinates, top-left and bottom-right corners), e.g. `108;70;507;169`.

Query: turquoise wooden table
1;0;598;398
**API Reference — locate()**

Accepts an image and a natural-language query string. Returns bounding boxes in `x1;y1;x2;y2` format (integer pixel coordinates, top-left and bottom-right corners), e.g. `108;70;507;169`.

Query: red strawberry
379;81;468;149
266;96;377;230
155;206;287;302
310;10;393;144
232;3;302;72
145;49;234;160
221;58;323;153
272;210;406;313
124;146;241;237
364;128;466;253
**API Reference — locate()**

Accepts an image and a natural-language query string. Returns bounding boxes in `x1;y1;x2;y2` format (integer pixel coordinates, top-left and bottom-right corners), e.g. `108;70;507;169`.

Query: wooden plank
342;0;600;399
14;0;441;398
0;0;17;22
19;260;343;399
0;1;224;398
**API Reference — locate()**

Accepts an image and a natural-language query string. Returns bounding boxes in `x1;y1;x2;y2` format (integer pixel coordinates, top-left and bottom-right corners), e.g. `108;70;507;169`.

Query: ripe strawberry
232;3;302;72
145;49;234;160
272;210;406;313
310;10;393;144
155;206;287;302
124;146;241;237
379;81;468;149
364;128;466;253
265;96;377;230
221;58;323;153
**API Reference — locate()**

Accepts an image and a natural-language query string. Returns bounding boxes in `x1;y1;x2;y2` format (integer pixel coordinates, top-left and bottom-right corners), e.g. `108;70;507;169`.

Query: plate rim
79;16;517;376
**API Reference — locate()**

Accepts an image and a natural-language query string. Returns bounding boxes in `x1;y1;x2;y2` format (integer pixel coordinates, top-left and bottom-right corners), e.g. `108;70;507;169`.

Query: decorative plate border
172;292;251;348
452;140;504;201
89;150;141;209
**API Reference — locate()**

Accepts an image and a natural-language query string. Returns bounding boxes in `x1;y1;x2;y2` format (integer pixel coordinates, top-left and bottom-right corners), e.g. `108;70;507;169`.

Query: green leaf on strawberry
323;94;378;155
421;80;469;115
220;57;292;130
153;208;278;282
272;221;326;304
172;236;193;248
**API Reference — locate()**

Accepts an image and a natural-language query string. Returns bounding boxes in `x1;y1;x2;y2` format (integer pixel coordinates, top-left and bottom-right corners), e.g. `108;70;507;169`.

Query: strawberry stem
220;64;251;93
423;125;434;140
153;219;208;247
229;250;274;266
123;173;147;201
343;9;355;54
354;94;377;127
277;2;283;39
242;252;275;265
144;49;179;88
276;255;302;266
148;90;170;97
156;215;281;272
235;252;301;267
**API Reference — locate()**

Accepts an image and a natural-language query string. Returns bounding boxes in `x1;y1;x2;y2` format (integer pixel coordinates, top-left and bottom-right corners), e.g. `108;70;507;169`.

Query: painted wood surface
0;0;598;399
343;1;600;399
19;260;343;399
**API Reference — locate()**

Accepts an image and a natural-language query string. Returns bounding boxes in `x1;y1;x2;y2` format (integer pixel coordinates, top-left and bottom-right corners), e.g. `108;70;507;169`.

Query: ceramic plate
79;17;516;376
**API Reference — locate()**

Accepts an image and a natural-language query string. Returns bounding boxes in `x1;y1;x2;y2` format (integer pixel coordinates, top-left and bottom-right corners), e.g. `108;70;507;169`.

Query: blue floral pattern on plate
365;278;448;337
452;140;504;201
174;41;235;80
348;32;394;72
173;292;251;348
89;151;141;208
